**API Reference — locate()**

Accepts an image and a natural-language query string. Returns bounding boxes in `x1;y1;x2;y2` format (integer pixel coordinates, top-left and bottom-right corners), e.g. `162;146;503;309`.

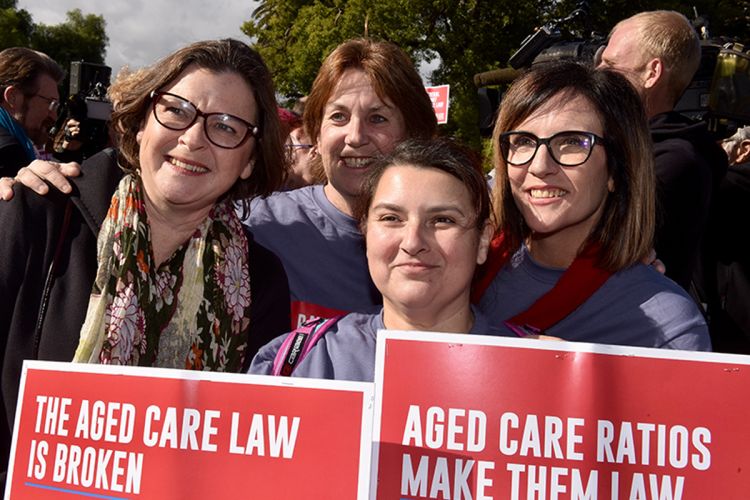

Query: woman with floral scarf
0;40;291;473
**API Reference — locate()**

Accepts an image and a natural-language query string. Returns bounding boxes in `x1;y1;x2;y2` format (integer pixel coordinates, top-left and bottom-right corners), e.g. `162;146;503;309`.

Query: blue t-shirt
249;307;509;382
240;185;380;327
477;246;711;350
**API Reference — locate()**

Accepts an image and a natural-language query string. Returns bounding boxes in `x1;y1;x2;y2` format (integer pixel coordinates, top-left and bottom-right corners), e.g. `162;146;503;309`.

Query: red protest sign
7;361;373;499
372;332;750;499
425;85;450;124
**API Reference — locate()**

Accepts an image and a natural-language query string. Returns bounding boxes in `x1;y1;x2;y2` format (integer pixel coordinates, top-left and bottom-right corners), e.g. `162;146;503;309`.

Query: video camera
474;4;604;136
674;40;750;138
475;6;750;138
51;61;113;161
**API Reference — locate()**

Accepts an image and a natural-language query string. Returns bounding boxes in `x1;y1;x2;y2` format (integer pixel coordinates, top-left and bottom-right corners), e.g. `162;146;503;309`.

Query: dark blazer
0;149;290;485
650;112;728;292
0;125;30;178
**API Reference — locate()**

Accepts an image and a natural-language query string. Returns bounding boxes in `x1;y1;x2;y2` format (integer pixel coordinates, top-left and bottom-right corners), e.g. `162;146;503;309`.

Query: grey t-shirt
241;185;380;327
249;307;510;382
478;245;711;350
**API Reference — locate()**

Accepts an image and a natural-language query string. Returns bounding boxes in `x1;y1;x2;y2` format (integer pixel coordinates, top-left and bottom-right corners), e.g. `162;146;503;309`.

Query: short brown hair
0;47;64;102
356;137;491;231
491;61;655;271
612;11;701;105
108;39;285;200
303;38;437;150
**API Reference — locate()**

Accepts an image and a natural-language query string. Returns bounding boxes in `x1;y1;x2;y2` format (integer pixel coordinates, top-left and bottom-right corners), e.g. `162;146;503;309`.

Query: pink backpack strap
272;315;344;376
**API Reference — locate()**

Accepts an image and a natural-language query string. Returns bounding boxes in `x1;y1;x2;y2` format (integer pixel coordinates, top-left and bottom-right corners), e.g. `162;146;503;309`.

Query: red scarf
471;233;613;335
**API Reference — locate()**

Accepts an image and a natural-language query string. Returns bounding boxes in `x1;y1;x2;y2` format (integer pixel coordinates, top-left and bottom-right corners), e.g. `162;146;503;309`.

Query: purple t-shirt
477;245;711;350
241;185;380;327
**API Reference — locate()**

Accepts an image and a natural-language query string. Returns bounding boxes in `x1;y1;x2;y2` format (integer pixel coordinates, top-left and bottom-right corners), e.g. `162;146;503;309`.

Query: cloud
16;0;260;74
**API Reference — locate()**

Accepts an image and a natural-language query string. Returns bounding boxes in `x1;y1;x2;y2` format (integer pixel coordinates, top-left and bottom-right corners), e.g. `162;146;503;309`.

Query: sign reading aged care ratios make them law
372;332;750;500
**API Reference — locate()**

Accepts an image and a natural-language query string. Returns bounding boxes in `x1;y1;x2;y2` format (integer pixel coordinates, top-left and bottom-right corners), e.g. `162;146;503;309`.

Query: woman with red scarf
473;60;709;350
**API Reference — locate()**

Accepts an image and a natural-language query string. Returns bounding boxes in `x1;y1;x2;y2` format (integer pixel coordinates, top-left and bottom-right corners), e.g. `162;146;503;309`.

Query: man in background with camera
598;10;728;299
701;126;750;353
0;48;64;177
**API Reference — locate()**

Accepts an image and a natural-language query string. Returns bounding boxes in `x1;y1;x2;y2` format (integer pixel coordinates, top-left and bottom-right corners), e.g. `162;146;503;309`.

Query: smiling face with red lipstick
137;65;257;217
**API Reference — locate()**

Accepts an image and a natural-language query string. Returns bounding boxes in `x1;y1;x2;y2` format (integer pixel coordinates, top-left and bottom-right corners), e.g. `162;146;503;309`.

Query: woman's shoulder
607;263;693;299
70;148;124;226
246;185;321;224
246;185;361;238
596;264;705;325
595;264;710;350
248;311;380;381
308;312;381;350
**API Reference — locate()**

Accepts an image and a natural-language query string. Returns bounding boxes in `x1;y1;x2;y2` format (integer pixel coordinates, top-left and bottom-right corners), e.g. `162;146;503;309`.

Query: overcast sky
17;0;260;75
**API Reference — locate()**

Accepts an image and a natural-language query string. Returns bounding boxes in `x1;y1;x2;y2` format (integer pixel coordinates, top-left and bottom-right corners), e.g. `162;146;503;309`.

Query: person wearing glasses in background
285;126;316;189
0;47;64;176
701;126;750;353
0;39;292;481
277;103;318;190
473;60;710;350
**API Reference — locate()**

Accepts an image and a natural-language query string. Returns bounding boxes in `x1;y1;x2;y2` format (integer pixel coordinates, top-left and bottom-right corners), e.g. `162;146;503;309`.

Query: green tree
582;0;749;41
31;9;108;70
244;0;552;148
0;1;33;48
244;0;750;148
1;6;108;76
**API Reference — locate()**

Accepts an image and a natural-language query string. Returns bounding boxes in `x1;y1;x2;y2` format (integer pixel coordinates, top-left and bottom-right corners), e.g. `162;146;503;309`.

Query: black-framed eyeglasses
150;90;259;149
32;94;60;113
499;131;606;167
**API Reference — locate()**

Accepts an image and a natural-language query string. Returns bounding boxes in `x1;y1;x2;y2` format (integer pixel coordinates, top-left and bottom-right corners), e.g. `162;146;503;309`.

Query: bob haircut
303;38;437;148
491;60;655;271
355;137;491;231
108;38;286;201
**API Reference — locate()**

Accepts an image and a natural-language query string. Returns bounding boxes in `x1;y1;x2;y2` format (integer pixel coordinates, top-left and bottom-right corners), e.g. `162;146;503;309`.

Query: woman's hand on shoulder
0;160;81;201
642;248;666;275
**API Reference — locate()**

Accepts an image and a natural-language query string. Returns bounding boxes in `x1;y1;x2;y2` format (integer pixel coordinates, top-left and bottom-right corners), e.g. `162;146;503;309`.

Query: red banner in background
372;332;750;500
425;85;450;124
7;361;373;499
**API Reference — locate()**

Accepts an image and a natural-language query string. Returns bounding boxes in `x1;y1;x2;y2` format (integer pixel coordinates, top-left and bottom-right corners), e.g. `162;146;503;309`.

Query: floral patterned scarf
73;173;252;371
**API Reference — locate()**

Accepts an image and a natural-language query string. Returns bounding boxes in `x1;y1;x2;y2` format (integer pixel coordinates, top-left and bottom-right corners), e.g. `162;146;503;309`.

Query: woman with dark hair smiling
473;61;709;350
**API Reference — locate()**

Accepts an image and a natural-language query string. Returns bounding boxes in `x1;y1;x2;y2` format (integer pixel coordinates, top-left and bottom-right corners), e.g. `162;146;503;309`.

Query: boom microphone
473;67;521;87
